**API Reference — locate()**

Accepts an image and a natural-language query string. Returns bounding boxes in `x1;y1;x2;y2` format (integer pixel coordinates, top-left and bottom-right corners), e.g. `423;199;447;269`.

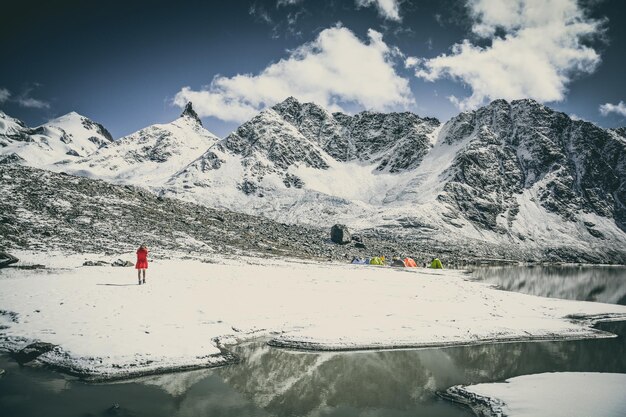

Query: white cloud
0;86;50;109
404;56;420;68
17;97;50;109
0;88;10;103
599;101;626;117
174;26;413;123
413;0;604;110
355;0;401;21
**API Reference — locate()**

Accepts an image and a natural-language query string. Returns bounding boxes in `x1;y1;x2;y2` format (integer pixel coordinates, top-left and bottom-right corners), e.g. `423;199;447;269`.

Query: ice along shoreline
441;372;626;417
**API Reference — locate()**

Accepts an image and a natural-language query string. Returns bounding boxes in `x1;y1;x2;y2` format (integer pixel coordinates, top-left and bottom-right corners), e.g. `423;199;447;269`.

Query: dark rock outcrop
181;102;202;126
14;342;56;364
330;224;351;244
83;260;110;266
0;252;18;268
111;259;134;267
0;153;26;165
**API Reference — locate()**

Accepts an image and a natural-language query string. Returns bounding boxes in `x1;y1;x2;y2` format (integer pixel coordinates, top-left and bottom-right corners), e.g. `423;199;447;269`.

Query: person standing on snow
136;244;148;285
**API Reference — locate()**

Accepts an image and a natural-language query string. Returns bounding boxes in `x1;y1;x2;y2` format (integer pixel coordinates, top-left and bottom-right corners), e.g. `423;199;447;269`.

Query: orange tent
403;257;417;267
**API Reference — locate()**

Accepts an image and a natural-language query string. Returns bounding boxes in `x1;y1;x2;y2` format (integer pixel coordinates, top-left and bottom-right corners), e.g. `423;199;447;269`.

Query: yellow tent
430;258;443;269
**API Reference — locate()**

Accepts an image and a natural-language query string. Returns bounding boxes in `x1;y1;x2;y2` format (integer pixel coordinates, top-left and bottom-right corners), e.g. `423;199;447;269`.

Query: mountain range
1;97;625;262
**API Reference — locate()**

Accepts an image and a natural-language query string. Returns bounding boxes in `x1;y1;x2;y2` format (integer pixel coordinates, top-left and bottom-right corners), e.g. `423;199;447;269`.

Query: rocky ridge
438;99;626;235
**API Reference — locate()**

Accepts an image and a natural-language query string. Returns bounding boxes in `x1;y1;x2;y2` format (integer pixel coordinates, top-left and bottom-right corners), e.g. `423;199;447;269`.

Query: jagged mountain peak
481;98;542;109
181;102;202;126
273;96;302;108
271;96;333;120
510;98;544;107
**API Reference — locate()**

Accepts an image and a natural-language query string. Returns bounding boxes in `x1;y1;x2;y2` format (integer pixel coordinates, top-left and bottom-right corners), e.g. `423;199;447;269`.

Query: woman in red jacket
136;244;148;285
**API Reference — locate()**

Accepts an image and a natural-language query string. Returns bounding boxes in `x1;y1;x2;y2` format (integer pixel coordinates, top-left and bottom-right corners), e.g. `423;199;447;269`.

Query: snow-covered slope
162;97;626;261
60;103;220;185
164;98;440;226
0;110;113;166
0;111;29;138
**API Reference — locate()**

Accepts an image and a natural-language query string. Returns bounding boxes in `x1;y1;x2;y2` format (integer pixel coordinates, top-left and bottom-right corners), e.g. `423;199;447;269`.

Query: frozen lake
0;265;625;417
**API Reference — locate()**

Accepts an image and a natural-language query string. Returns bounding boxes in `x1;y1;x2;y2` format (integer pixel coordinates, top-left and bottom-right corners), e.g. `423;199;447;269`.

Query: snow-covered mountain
164;98;441;226
163;97;626;261
0;111;112;166
2;97;625;261
58;102;220;185
435;99;626;237
384;99;626;261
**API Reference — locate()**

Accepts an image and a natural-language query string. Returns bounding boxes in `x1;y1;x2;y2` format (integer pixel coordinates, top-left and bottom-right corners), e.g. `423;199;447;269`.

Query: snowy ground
445;372;626;417
1;250;626;380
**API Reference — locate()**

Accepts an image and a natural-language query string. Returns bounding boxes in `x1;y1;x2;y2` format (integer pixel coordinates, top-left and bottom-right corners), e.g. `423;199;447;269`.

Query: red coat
136;247;148;269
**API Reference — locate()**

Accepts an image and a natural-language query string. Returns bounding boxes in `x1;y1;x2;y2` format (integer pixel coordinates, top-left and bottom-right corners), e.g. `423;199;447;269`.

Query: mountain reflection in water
1;323;624;417
468;265;626;305
211;321;625;417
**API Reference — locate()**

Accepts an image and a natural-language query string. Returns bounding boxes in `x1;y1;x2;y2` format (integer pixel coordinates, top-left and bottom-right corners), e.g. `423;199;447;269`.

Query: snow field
0;252;625;379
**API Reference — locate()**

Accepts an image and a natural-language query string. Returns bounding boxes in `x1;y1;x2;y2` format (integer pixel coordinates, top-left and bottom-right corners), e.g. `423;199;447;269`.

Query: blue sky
1;0;625;138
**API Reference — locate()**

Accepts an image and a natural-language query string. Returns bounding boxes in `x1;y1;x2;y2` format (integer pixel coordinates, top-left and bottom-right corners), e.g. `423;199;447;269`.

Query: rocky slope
0;164;442;263
272;96;440;172
438;99;626;234
417;99;626;261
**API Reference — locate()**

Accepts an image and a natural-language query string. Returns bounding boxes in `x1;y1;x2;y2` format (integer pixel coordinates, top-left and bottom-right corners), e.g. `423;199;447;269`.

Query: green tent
430;258;443;269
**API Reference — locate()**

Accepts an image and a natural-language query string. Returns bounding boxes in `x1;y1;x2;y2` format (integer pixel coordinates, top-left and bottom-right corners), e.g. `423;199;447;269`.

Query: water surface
467;265;626;305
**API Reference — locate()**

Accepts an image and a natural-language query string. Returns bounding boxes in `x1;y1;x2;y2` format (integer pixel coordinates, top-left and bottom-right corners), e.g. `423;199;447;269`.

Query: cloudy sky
1;0;625;138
